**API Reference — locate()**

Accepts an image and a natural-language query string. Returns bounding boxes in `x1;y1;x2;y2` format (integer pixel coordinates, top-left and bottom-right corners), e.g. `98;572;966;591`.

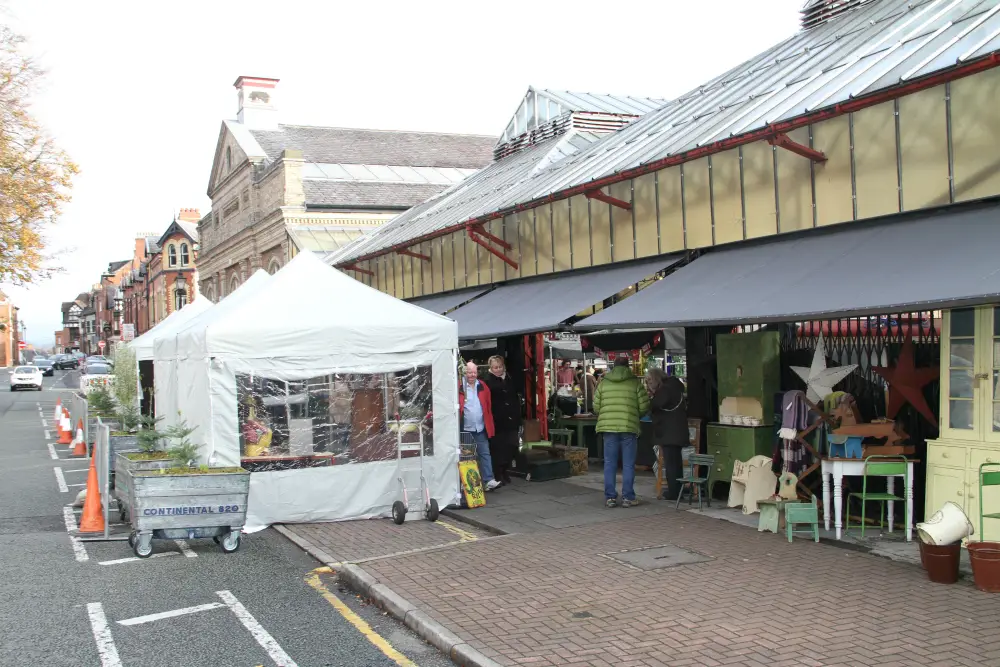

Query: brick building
197;76;496;301
0;290;21;367
118;209;201;338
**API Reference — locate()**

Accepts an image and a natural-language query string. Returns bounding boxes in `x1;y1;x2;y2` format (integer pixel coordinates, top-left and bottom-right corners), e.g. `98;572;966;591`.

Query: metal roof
330;131;603;263
337;0;1000;265
498;87;669;146
286;225;371;254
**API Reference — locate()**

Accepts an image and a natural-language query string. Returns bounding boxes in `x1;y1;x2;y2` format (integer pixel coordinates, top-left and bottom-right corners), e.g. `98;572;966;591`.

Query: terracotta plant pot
918;540;960;585
968;541;1000;593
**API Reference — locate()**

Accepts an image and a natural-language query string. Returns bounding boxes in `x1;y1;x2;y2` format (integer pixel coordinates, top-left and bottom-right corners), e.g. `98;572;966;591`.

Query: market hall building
328;0;1000;538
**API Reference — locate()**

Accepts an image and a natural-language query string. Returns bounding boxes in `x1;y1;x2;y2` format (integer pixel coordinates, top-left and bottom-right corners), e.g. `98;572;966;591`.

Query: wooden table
820;457;916;541
240;452;335;472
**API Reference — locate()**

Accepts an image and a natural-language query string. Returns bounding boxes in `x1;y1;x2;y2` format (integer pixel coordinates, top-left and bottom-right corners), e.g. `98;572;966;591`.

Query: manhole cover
605;544;713;570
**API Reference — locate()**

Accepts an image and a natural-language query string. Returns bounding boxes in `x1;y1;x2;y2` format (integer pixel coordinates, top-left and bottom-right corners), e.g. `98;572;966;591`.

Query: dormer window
168;245;178;267
180;243;190;266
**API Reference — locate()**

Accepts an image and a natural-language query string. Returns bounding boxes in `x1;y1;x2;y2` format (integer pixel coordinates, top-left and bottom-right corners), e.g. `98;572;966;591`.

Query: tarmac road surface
0;371;452;667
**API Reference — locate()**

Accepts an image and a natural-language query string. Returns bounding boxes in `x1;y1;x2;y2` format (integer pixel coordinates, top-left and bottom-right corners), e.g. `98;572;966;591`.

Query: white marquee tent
153;269;272;431
128;298;213;361
167;252;459;531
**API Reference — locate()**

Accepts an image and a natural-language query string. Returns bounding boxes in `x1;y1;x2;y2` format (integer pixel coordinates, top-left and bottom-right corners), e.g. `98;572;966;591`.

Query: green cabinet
716;330;780;425
706;424;774;485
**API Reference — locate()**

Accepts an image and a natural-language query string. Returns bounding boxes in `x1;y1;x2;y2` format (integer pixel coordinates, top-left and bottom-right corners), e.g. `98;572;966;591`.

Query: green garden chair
847;455;908;538
979;462;1000;540
675;454;713;510
785;496;820;543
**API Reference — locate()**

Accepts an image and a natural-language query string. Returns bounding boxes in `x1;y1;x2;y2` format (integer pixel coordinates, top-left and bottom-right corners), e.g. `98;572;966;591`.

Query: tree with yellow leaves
0;24;78;285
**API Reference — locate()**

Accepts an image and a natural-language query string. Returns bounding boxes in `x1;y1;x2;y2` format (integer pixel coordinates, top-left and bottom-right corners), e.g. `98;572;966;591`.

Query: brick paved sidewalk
352;509;1000;667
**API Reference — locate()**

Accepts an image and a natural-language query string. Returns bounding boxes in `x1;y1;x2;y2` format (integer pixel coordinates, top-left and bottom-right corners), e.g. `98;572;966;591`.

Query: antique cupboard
926;307;1000;540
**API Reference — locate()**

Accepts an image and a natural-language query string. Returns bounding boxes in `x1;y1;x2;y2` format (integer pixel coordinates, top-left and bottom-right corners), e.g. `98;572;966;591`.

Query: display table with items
822;457;916;541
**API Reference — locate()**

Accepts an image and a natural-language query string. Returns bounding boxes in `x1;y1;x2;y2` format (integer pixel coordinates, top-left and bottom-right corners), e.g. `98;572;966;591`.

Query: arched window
230;274;240;295
206;283;216;303
267;259;281;275
180;243;190;266
167;245;177;267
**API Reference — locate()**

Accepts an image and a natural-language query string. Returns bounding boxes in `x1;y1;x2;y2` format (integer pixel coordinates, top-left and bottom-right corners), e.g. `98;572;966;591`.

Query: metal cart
391;420;439;525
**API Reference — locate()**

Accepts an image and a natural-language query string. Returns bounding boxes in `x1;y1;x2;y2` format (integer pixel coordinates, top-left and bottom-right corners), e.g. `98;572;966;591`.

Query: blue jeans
603;432;637;501
466;430;494;483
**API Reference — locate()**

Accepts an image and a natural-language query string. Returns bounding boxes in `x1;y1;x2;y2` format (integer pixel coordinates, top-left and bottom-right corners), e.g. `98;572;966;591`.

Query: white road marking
44;430;51;439
86;603;123;667
98;552;179;566
67;483;86;488
62;506;88;562
64;467;89;473
46;443;59;460
174;539;197;558
117;602;225;626
54;467;69;493
217;590;298;667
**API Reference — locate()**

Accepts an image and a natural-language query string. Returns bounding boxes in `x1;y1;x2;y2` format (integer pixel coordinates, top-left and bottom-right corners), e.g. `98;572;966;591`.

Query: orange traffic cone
58;415;72;445
72;426;87;457
78;455;104;533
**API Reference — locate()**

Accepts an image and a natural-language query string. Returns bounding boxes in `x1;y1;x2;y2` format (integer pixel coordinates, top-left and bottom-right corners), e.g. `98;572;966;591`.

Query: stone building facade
197;76;496;301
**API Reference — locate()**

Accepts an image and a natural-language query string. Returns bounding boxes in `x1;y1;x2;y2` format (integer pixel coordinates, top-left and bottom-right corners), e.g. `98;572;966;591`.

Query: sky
2;0;804;346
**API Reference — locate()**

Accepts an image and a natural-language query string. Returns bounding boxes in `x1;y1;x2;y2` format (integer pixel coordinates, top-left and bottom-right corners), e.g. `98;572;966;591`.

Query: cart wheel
391;501;407;525
133;534;153;559
212;536;221;544
127;531;137;548
220;531;241;554
426;498;440;522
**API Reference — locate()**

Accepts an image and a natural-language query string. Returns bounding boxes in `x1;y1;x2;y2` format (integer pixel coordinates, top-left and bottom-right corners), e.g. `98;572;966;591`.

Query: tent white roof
177;250;457;362
128;298;213;361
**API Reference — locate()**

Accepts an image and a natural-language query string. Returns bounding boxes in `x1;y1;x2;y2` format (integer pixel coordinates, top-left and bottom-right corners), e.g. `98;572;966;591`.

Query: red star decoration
873;334;940;427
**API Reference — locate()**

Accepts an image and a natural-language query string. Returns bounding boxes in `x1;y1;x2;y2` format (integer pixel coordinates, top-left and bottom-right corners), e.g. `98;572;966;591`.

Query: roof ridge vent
800;0;874;31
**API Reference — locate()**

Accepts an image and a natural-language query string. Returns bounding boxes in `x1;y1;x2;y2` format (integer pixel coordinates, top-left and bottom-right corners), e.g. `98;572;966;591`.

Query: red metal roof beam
767;132;827;163
343;263;374;276
585;188;632;210
467;229;518;270
398;249;431;261
466;224;512;250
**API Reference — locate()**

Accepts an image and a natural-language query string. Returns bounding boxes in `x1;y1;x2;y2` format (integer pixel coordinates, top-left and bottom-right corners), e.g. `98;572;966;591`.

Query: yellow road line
435;519;479;542
305;567;417;667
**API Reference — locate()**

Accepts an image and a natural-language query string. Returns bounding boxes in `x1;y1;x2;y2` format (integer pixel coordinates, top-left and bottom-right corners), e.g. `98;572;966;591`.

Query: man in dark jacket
459;361;501;491
647;369;689;502
593;357;650;508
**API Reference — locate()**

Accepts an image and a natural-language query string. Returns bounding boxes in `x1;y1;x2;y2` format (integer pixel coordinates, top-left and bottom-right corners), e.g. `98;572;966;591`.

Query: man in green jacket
593;357;651;508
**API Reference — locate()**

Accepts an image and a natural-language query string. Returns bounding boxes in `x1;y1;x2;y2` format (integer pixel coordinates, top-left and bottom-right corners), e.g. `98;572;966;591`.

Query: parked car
86;355;113;368
80;361;113;392
9;365;43;391
52;354;78;370
31;358;55;376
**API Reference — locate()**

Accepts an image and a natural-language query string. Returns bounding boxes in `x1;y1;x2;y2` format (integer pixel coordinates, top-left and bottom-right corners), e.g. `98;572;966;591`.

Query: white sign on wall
122;323;135;342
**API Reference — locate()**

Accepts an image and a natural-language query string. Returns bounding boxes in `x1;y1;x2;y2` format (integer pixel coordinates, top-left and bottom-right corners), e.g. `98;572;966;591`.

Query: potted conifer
125;417;250;558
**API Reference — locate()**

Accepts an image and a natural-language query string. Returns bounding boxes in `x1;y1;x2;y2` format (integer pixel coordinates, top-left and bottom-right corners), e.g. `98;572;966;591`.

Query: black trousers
490;430;519;481
662;445;685;501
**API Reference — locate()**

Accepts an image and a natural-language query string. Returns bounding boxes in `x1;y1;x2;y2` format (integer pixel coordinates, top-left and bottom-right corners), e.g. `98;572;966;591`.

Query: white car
10;365;43;391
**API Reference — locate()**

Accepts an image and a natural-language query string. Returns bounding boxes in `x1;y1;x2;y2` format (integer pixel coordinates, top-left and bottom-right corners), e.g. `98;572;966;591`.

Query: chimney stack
177;208;201;222
234;76;279;129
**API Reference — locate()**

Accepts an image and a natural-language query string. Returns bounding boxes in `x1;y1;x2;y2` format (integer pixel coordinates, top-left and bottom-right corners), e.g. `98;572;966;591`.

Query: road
0;369;451;667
